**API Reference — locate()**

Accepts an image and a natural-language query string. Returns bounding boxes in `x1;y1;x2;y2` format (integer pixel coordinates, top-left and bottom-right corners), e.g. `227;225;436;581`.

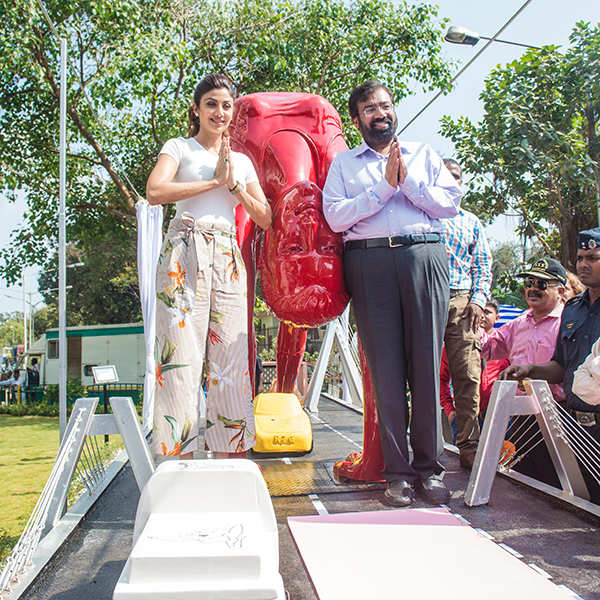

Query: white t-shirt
159;136;259;226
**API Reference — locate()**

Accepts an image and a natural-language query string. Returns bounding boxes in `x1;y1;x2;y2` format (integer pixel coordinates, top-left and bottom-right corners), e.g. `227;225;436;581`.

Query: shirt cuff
373;179;397;203
469;293;487;308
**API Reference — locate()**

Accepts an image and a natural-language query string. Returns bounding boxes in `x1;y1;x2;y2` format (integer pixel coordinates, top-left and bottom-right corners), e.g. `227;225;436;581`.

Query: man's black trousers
344;241;449;484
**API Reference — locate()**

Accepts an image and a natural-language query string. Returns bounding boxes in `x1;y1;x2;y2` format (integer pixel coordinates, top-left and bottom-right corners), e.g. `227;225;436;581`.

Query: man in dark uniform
503;227;600;501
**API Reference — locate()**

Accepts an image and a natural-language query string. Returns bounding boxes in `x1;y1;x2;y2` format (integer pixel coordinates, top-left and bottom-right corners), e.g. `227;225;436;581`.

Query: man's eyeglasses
362;102;395;117
523;278;561;290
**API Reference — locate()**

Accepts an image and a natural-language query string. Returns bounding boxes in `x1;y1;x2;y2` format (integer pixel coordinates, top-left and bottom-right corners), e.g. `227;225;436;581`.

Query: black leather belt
344;232;441;250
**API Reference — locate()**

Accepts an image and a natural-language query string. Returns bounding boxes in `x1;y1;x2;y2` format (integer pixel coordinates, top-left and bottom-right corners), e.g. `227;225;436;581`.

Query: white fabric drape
136;199;163;433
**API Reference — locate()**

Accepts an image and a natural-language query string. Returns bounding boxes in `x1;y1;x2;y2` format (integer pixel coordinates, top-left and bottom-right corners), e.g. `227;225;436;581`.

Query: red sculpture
232;92;383;481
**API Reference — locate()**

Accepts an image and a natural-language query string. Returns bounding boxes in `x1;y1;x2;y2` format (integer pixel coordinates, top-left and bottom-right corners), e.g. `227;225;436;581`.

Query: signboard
92;365;119;385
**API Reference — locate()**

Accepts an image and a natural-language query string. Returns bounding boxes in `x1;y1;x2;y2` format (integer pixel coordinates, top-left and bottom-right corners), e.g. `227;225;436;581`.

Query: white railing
0;397;154;599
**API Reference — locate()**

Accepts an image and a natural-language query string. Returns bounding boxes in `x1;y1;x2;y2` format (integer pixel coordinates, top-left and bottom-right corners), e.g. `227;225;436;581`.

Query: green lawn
0;414;126;564
0;415;59;562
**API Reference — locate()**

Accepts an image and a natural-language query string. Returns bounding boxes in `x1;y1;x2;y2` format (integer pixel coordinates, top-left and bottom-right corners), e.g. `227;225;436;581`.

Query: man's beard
359;115;397;148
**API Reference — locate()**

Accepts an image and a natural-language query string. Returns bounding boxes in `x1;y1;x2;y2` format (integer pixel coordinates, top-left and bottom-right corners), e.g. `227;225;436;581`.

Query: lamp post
445;25;540;50
36;0;68;440
397;0;536;135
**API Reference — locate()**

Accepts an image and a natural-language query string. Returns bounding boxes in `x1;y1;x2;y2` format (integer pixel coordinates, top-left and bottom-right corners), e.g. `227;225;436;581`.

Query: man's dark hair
443;158;462;178
348;80;394;119
486;298;500;313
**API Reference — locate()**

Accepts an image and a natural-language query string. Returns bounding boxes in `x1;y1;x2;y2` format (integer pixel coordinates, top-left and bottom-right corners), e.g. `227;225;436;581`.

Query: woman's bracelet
229;181;242;195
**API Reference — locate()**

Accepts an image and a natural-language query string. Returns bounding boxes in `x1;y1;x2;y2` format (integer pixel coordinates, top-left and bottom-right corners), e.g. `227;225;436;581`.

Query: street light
397;0;536;135
445;25;540;50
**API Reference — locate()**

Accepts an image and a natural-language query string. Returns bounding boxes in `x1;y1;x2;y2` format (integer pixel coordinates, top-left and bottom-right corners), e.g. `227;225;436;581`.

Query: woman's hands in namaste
214;133;236;189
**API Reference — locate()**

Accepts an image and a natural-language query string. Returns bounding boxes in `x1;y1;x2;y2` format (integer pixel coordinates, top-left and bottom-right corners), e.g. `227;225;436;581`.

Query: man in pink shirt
482;258;567;401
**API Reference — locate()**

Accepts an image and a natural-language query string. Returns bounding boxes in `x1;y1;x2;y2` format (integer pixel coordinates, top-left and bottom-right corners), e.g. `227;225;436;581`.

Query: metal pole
103;383;109;444
58;37;67;441
28;292;33;348
22;271;28;354
340;306;350;405
478;35;540;50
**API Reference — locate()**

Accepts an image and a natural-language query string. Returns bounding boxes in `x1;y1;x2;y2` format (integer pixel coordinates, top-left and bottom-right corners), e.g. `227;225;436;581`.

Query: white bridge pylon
306;314;362;413
466;379;592;509
0;397;155;597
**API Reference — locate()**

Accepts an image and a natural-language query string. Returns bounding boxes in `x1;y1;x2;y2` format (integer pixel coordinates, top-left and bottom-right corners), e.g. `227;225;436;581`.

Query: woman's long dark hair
187;73;236;137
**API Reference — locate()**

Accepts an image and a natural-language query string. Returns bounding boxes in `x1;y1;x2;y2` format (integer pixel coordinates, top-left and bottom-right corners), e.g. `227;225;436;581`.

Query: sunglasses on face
523;278;560;290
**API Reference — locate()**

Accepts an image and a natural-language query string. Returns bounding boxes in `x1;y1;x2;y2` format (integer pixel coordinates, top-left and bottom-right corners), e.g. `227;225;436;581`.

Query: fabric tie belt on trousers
344;232;441;251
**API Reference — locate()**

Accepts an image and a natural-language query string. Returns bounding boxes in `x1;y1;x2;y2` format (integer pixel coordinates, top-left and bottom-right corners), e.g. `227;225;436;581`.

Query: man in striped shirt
441;159;492;469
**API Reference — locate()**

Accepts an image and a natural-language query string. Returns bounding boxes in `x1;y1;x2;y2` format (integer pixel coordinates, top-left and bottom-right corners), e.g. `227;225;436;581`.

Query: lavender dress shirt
322;140;461;241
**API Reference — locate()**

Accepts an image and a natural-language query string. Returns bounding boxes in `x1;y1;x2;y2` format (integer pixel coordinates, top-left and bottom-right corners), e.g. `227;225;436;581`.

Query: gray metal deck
20;398;600;600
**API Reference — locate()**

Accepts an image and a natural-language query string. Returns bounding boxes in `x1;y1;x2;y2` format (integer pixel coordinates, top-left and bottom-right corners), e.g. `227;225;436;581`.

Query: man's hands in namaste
385;141;407;187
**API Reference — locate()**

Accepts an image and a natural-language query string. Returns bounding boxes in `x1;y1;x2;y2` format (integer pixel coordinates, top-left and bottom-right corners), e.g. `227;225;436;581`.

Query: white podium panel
114;460;285;600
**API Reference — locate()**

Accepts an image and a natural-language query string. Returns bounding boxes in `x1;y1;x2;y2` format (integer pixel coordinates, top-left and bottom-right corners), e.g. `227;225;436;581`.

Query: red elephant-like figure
232;92;384;481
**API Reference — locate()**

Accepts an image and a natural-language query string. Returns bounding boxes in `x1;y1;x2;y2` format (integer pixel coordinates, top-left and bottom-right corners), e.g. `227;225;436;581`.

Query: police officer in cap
504;228;600;412
503;227;600;500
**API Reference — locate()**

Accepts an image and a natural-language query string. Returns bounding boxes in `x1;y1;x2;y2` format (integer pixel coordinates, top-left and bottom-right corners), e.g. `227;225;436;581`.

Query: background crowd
438;157;600;504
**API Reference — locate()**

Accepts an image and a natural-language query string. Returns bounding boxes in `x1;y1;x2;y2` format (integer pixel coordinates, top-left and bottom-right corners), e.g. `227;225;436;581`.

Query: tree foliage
441;21;600;271
1;0;454;324
0;313;24;348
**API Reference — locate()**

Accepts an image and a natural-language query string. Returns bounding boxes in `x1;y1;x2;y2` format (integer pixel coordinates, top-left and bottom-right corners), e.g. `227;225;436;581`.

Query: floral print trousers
152;213;255;456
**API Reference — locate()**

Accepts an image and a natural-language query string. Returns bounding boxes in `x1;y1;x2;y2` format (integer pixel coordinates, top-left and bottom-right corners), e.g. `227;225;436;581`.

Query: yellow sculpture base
253;392;313;454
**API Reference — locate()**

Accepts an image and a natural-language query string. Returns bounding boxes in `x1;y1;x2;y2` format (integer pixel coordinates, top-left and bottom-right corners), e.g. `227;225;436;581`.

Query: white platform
114;459;285;600
288;508;576;600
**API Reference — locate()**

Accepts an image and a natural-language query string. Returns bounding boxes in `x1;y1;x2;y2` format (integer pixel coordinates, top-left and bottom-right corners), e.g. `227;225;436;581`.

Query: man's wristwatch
229;181;242;195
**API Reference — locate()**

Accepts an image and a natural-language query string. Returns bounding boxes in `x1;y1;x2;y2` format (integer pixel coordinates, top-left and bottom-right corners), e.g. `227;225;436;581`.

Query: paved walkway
21;399;600;599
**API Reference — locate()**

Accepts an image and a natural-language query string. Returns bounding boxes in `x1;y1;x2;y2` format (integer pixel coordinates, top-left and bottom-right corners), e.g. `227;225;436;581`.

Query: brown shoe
459;450;475;470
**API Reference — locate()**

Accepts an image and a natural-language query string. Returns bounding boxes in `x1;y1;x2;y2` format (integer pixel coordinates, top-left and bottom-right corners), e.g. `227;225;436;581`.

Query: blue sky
1;0;598;315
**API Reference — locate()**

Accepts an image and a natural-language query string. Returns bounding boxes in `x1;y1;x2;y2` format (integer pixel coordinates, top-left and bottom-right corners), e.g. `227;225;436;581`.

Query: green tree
490;242;521;290
31;305;57;338
1;0;454;325
441;21;600;271
0;313;24;348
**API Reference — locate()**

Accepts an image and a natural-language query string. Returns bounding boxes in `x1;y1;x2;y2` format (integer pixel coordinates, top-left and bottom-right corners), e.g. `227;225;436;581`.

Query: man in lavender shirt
322;80;461;506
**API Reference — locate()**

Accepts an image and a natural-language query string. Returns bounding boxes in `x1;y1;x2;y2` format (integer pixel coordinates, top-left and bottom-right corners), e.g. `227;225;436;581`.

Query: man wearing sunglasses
481;257;567;402
503;230;600;417
323;80;461;507
500;231;600;503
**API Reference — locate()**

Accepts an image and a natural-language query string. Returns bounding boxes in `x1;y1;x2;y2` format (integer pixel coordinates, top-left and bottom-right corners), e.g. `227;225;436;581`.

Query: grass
0;415;124;564
0;415;59;563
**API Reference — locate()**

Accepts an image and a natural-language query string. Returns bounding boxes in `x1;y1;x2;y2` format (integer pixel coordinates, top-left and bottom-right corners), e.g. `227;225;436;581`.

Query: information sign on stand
92;365;119;442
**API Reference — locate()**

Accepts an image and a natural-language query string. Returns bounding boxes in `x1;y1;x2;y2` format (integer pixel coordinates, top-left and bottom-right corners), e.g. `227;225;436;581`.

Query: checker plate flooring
257;460;387;496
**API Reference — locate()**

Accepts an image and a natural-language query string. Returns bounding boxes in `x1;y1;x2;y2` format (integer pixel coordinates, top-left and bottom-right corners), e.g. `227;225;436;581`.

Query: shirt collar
351;141;373;158
351;139;410;158
525;302;564;321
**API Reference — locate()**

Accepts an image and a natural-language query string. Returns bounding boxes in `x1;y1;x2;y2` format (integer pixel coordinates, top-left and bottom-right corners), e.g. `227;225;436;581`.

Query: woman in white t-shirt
146;74;271;459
